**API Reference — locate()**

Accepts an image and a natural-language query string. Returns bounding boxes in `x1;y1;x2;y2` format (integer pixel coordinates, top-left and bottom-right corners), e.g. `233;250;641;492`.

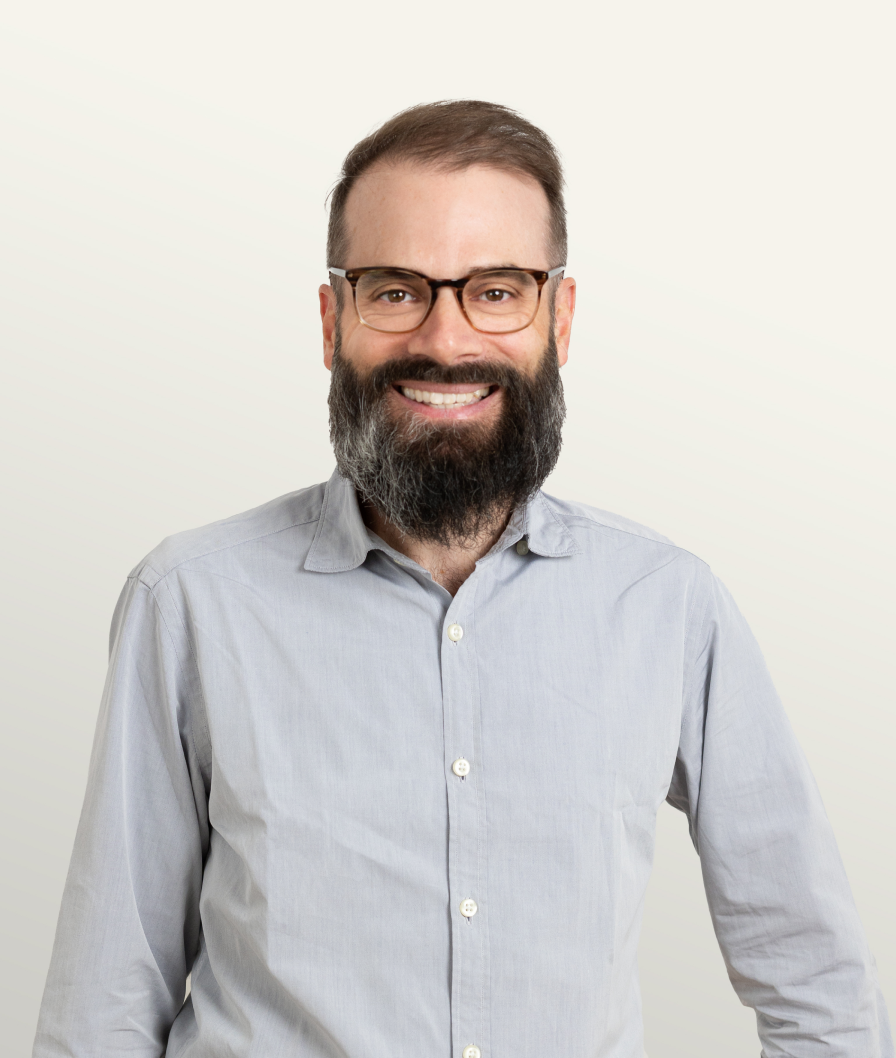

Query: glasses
328;265;565;334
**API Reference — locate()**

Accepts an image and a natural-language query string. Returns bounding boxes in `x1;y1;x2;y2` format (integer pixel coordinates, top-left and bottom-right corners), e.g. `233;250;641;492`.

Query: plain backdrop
1;3;894;1055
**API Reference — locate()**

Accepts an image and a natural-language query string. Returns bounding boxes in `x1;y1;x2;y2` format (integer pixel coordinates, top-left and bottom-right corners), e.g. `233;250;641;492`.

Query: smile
397;386;493;407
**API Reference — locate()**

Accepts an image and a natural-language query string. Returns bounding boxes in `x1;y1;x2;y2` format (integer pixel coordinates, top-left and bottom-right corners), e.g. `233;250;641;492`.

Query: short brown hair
326;100;567;271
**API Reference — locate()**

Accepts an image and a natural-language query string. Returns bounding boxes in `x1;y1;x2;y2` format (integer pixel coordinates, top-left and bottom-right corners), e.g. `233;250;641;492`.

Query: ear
553;276;576;368
319;284;337;370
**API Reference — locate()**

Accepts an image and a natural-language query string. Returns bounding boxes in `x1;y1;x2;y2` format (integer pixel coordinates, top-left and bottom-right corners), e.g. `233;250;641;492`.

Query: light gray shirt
34;468;892;1058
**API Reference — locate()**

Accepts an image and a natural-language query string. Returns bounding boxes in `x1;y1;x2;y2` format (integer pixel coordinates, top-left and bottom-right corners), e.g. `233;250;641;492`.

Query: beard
328;328;566;547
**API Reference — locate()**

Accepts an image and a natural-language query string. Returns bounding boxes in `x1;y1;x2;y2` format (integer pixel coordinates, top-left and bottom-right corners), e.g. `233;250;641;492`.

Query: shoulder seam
557;512;710;567
682;570;715;702
133;513;321;589
151;575;214;788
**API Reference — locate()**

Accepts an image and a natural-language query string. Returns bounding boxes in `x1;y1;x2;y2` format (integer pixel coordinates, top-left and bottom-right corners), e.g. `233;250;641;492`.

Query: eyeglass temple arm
328;267;348;278
546;265;566;279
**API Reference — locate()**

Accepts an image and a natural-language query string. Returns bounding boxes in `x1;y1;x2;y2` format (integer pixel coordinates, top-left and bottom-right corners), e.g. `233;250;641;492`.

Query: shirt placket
441;574;491;1058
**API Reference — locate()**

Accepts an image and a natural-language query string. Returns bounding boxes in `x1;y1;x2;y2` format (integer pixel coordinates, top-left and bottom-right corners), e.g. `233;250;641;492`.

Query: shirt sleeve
33;572;210;1058
666;570;892;1057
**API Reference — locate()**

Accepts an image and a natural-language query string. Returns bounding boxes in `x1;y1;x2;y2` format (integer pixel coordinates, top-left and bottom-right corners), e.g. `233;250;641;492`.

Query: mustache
362;356;521;394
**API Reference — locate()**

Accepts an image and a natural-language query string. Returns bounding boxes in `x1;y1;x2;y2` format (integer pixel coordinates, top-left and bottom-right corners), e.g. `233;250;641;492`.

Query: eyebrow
462;263;522;273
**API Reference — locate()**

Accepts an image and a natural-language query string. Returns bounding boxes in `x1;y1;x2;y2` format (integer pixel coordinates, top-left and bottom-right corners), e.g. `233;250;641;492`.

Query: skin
319;161;576;594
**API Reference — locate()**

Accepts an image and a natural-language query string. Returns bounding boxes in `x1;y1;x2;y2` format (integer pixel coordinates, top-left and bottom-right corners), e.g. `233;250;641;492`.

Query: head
319;100;576;545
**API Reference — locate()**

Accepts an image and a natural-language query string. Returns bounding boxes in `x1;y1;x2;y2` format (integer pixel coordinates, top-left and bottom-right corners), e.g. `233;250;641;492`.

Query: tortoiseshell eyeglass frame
327;265;566;334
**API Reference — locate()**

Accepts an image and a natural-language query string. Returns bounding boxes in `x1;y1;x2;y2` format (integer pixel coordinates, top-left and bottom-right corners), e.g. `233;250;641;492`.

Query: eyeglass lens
354;270;541;334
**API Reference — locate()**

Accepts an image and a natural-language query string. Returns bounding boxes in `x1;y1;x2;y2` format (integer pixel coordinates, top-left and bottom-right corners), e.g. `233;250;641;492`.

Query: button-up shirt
34;469;892;1058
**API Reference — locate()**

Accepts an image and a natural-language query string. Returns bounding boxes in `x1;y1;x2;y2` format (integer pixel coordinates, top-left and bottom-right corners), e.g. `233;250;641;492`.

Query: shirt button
451;757;471;777
463;1047;482;1058
516;538;529;555
460;898;478;918
447;623;464;642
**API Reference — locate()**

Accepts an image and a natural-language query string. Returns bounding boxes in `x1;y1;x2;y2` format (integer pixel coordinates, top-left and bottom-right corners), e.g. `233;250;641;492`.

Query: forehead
341;161;552;275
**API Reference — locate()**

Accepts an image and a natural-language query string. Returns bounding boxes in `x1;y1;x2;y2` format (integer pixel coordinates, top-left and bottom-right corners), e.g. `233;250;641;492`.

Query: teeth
401;386;490;407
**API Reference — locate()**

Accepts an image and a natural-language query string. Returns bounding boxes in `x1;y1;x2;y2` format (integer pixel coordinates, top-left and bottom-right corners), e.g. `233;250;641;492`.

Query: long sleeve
33;572;210;1058
667;572;892;1057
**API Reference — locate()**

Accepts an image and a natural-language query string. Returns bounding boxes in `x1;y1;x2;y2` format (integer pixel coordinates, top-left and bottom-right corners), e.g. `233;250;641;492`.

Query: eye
478;287;513;303
376;288;419;304
466;276;525;303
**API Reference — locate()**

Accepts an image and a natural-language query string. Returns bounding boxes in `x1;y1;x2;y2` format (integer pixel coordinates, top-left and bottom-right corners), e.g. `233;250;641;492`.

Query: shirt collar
304;467;579;573
304;469;373;573
501;487;580;559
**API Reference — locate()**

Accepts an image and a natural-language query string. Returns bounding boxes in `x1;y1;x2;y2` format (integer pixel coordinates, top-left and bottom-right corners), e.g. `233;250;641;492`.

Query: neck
362;499;513;596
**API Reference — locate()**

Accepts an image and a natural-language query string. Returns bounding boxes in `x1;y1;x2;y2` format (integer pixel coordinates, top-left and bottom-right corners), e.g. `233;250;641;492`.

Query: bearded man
34;101;891;1058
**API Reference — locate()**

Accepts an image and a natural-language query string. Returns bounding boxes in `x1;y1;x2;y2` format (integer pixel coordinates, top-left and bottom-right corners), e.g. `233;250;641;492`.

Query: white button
460;898;478;918
452;757;471;777
516;538;529;555
463;1047;481;1058
447;623;464;642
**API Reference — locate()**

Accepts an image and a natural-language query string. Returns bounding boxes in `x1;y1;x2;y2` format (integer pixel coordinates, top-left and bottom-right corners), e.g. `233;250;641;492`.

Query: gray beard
328;329;566;547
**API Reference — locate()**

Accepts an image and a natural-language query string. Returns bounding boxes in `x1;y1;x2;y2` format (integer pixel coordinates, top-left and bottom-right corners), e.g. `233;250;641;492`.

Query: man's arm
33;572;210;1058
667;571;892;1057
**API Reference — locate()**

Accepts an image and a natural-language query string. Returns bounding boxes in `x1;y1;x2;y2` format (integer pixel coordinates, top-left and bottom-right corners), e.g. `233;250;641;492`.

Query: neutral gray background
1;3;893;1055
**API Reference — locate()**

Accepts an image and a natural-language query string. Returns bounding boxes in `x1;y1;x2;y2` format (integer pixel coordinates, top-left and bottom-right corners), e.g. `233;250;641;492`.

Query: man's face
318;161;576;544
320;161;575;418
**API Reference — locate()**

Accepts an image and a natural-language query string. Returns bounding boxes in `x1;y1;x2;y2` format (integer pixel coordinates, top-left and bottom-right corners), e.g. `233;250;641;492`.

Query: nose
406;286;486;365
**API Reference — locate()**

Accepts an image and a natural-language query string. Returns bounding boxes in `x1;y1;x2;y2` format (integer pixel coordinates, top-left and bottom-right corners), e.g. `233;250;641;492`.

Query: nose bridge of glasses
427;277;468;311
423;279;467;316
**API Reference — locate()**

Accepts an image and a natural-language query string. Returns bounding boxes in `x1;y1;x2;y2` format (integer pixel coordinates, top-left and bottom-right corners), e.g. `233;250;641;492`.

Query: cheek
340;322;411;371
491;330;551;374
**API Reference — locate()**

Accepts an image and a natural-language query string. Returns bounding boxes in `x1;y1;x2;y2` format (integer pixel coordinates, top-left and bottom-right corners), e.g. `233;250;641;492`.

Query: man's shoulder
130;481;328;589
541;490;675;547
541;492;712;604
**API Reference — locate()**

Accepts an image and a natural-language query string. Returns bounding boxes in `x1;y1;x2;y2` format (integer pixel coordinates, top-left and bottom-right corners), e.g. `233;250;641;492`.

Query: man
34;100;891;1058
